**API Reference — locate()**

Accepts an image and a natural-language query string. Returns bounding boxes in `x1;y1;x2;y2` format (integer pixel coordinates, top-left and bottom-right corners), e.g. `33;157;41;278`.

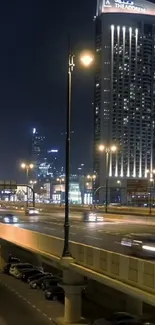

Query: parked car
0;213;18;223
93;313;155;325
4;260;20;274
30;274;54;289
29;274;53;289
93;312;139;325
8;255;20;263
44;286;64;301
21;269;43;282
41;277;61;291
9;263;35;278
27;272;47;284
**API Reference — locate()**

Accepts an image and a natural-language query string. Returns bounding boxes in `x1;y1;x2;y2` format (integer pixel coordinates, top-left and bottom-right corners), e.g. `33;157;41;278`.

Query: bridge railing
0;223;155;297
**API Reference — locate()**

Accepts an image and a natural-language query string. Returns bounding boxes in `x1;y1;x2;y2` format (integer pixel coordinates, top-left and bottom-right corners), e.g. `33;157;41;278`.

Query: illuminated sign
97;0;155;16
48;149;58;153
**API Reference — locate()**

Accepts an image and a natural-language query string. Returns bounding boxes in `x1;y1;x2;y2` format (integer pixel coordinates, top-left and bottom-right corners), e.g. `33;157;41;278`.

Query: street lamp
147;169;155;214
29;180;37;186
62;41;94;257
99;145;117;213
57;178;65;207
20;163;34;207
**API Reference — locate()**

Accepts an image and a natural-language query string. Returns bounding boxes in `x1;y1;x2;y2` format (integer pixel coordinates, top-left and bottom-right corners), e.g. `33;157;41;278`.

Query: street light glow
20;162;34;169
87;174;96;180
80;52;94;67
98;144;117;152
21;163;26;169
111;145;117;152
99;145;105;152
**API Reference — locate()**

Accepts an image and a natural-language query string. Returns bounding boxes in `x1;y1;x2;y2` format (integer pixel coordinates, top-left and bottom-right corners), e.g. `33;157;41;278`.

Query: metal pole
32;188;35;208
26;168;29;208
60;180;62;207
62;39;73;257
105;151;109;213
149;185;152;214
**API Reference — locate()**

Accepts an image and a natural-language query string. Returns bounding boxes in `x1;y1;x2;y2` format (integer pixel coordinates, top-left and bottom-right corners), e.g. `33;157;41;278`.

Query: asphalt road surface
11;213;155;254
0;280;51;325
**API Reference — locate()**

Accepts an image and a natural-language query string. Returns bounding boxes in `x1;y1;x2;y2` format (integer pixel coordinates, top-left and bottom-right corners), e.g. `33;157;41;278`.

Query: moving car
9;263;35;278
121;233;155;257
25;207;39;216
44;286;64;301
83;212;104;223
0;213;18;223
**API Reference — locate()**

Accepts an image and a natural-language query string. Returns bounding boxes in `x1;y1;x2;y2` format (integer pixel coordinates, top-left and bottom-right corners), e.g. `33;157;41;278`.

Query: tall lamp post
87;174;96;204
21;163;34;208
57;177;65;207
147;169;155;214
62;44;94;257
98;145;117;213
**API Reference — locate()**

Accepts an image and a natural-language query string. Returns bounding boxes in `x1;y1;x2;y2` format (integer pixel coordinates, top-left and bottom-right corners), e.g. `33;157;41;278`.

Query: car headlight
88;213;96;221
121;239;132;247
97;216;104;221
32;283;37;288
13;217;18;222
4;217;9;223
142;245;155;252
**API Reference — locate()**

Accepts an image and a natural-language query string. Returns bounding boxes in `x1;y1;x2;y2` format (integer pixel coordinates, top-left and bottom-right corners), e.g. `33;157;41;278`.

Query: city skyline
0;0;95;180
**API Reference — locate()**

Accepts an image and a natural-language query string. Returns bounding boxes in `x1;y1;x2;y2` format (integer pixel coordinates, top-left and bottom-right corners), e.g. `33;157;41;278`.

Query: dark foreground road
0;281;51;325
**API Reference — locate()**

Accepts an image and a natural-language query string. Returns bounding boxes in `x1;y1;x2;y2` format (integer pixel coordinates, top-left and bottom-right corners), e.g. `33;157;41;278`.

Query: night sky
0;0;96;181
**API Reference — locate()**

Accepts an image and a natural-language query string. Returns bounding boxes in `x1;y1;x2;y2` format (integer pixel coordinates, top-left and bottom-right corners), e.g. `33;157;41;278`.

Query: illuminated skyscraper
31;128;46;179
94;0;155;190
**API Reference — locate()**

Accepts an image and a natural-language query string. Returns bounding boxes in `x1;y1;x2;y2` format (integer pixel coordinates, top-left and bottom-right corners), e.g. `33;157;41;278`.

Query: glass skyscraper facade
94;0;155;191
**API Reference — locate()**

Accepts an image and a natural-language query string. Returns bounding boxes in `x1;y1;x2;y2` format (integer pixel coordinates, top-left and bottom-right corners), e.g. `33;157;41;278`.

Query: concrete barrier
70;241;155;296
0;224;155;303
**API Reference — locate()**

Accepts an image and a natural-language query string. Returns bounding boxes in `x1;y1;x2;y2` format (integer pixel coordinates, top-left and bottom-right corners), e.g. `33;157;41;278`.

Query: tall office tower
94;0;155;193
31;128;46;179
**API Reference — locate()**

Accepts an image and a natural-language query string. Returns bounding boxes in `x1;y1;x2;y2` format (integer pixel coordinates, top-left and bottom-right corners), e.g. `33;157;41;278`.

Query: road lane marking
84;235;102;241
0;279;53;321
44;226;56;230
70;232;76;235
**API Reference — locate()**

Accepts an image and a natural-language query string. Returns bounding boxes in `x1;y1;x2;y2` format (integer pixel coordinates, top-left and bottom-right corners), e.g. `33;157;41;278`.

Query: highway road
12;213;155;254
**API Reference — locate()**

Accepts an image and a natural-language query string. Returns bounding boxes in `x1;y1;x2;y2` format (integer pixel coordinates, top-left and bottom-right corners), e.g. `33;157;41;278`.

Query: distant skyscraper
31;128;46;179
94;0;155;189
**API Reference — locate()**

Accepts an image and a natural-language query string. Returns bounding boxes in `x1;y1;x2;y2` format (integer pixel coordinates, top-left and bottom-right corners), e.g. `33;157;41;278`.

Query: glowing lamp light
21;163;26;169
111;145;117;152
99;145;105;152
80;52;94;67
